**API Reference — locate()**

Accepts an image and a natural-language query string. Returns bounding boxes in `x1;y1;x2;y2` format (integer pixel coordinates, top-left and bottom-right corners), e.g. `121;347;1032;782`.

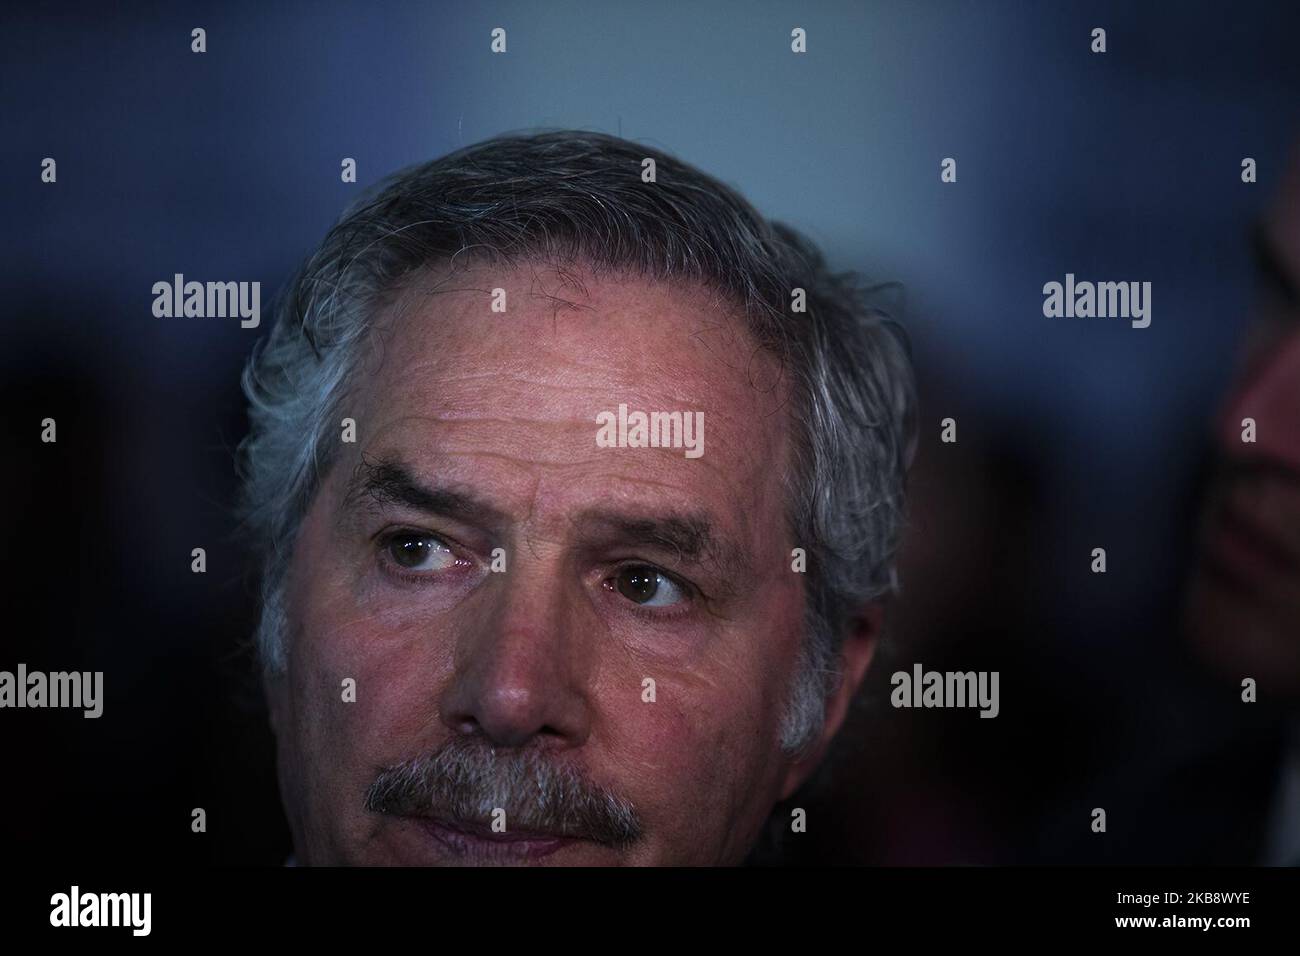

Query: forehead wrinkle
382;348;668;398
372;290;781;422
356;405;744;471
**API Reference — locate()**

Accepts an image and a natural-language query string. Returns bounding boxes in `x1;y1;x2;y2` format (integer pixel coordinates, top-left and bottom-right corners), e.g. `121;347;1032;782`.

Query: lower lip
413;817;578;860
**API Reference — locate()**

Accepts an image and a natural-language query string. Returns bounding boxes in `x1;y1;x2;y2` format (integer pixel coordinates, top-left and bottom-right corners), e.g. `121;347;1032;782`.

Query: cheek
292;589;458;771
284;496;462;761
599;656;789;858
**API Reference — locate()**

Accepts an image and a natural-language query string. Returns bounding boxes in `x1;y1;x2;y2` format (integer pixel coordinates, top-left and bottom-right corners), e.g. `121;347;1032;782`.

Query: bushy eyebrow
573;510;754;583
340;454;755;585
340;455;509;533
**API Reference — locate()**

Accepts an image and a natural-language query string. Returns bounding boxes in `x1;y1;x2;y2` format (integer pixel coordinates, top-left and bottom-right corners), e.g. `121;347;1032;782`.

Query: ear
777;602;883;801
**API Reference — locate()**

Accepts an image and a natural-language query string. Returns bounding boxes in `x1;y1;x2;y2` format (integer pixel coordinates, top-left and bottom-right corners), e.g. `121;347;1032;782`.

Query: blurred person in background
1181;138;1300;865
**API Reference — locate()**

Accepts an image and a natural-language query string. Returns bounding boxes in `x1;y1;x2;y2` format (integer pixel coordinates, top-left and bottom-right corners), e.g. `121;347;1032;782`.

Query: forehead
344;256;795;529
371;257;775;394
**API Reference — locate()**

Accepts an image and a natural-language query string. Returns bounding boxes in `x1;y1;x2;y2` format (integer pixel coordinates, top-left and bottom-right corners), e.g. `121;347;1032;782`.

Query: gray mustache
363;736;643;847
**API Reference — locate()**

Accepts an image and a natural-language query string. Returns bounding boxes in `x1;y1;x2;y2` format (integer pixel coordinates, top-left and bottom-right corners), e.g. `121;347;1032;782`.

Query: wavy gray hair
237;130;917;758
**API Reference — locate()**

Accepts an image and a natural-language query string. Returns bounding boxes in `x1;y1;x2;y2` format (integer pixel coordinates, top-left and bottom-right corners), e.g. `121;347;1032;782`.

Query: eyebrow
1250;220;1300;306
341;456;509;532
575;510;754;583
340;455;754;584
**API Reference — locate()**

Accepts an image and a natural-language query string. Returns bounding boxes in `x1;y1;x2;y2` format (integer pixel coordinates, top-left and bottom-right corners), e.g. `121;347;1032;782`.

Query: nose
1217;327;1300;472
437;560;594;750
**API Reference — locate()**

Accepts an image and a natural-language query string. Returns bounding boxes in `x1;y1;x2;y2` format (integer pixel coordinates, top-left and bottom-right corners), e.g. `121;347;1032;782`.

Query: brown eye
387;533;455;572
613;566;685;607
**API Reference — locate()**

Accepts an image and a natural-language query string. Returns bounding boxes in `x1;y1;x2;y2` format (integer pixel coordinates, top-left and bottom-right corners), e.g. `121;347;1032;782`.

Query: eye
609;566;687;607
385;532;457;573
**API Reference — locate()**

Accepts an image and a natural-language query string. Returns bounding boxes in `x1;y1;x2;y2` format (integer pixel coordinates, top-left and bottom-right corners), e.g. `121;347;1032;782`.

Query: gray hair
237;129;917;758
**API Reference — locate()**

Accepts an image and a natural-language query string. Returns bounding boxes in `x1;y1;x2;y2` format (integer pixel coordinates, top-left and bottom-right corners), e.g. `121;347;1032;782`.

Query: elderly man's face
266;260;869;864
1185;153;1300;692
